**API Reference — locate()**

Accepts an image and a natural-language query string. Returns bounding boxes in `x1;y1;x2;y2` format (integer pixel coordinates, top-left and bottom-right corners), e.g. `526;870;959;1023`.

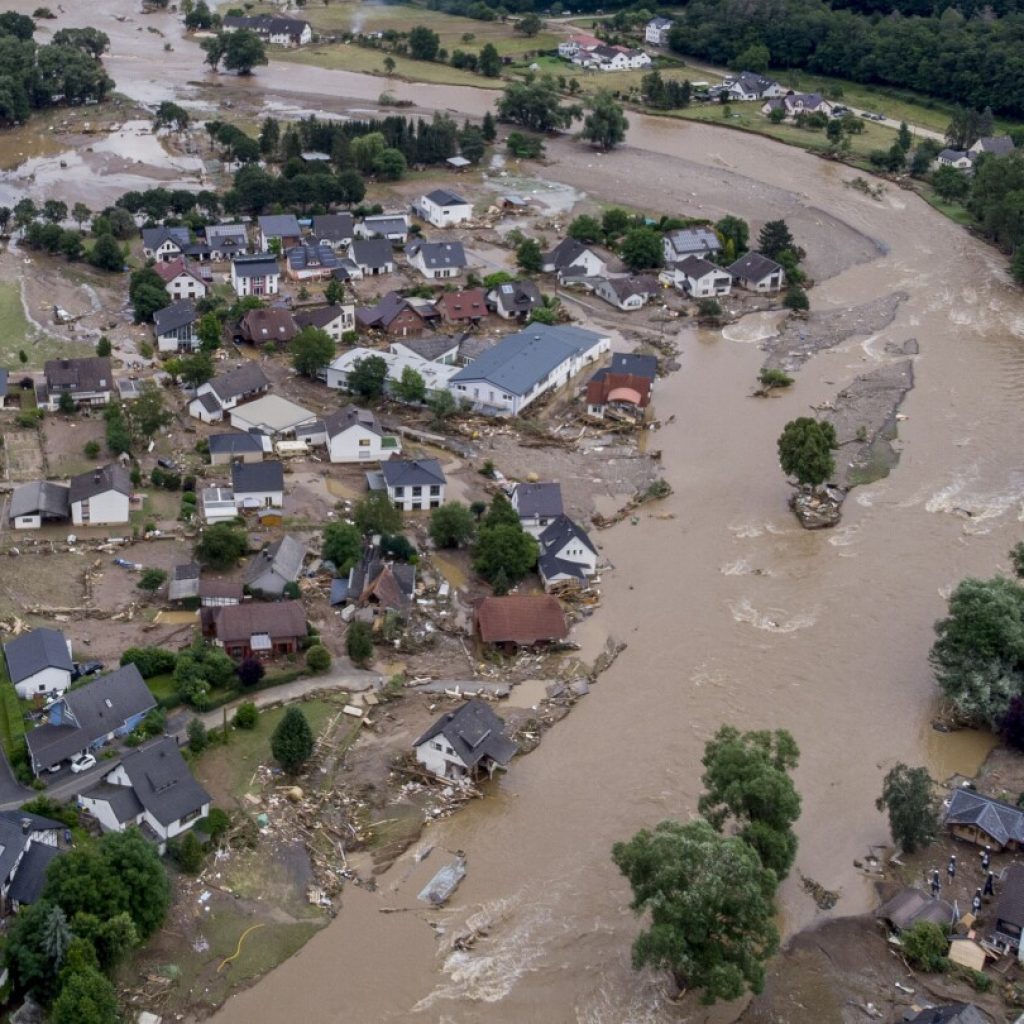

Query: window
432;741;443;751
430;485;440;496
412;486;422;497
393;486;404;497
412;501;422;510
359;438;370;447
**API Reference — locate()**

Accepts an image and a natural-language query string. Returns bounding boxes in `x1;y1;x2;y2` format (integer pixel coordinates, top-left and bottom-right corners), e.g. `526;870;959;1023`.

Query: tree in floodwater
777;417;837;489
876;763;941;853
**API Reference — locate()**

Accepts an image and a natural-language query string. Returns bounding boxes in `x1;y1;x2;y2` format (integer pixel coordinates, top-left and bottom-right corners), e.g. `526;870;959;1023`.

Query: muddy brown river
10;3;1024;1019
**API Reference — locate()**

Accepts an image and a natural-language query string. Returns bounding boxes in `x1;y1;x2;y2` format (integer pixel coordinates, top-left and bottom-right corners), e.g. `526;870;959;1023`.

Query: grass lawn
919;187;974;226
0;281;79;369
145;672;177;703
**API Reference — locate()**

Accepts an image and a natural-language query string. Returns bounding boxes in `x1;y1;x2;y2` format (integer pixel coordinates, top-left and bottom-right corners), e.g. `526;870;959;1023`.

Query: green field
0;281;79;369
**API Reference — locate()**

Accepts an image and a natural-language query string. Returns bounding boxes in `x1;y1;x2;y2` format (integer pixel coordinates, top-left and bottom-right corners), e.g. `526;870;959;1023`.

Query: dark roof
349;550;415;610
544;238;594;271
295;305;348;330
476;594;568;645
153;257;203;285
939;148;969;162
141;226;189;250
245;535;306;590
258;214;301;238
238;308;298;344
169;562;201;601
357;292;426;330
513;482;563;518
875;887;955;932
117;736;210;827
8;481;70;521
223;13;309;36
406;240;467;270
232;254;280;279
3;628;72;683
312;213;355;242
0;810;63;890
350;239;394;268
944;788;1024;847
173;562;201;582
286;243;339;273
69;464;132;504
198;579;244;600
330;578;349;605
153;299;198;335
413;699;518;769
539;514;597;557
674;254;723;279
212;601;307;644
82;780;144;824
728;251;783;281
665;227;721;256
7;842;61;907
360;215;408;236
44;356;112;394
204;223;248;244
323;405;382;438
904;1005;991;1024
26;664;156;769
208;362;270;402
975;136;1014;156
380;458;446;488
208;432;265;456
538;552;589;583
490;280;543;314
0;368;7;397
610;352;658;379
424;188;469;207
996;863;1024;928
232;460;284;494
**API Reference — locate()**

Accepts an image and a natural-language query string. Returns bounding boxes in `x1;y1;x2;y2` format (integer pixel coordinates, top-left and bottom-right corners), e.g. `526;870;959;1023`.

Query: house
558;33;599;59
3;627;73;700
221;13;312;45
355;292;434;337
232;460;285;509
438;287;488;325
295;303;355;342
510;481;564;537
41;356;113;411
349;239;395;277
153;299;200;352
936;149;973;170
593;275;660;311
189;362;270;422
78;736;210;852
761;92;833;119
875;886;956;934
475;594;569;650
209;600;307;659
286;242;339;281
944;788;1024;851
488;280;543;321
229;394;317;437
236;307;299;346
204;223;249;261
415;188;473;228
324;406;401;463
728;252;785;293
231;253;281;298
0;810;65;913
666;255;732;297
8;480;70;530
591;45;650;70
325;346;459;398
538;516;599;590
168;562;200;602
69;464;131;526
663;226;721;263
541;238;607;281
413;699;518;781
375;458;447;511
208;432;270;466
356;214;409;242
153;258;207;301
903;1006;991;1024
406;240;468;281
585;369;655;421
199;580;244;607
25;664;156;775
312;213;355;249
448;322;611;415
141;225;190;262
391;336;461;364
201;486;238;523
994;863;1024;956
645;16;673;45
245;535;306;597
970;136;1015;158
726;71;784;102
257;214;302;252
347;548;416;612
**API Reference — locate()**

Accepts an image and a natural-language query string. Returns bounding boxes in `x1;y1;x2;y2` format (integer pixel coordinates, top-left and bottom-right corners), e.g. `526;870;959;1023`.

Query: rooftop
3;627;72;684
413;699;518;769
153;299;198;335
69;464;131;504
512;481;563;518
423;188;469;207
230;394;316;434
380;457;447;488
232;459;284;494
117;736;210;827
212;600;306;644
476;594;569;645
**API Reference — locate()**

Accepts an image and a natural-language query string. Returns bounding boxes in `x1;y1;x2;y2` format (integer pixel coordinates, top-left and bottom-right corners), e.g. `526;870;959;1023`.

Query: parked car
71;661;104;682
70;753;96;774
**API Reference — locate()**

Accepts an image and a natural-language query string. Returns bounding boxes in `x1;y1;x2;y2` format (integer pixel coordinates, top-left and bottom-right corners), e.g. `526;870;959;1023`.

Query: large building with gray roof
8;480;70;530
3;627;73;699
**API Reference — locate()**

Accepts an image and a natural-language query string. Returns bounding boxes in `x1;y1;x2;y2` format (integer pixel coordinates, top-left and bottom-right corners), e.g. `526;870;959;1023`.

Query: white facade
146;238;184;262
327;423;401;463
234;486;283;509
407;248;464;280
325;348;459;398
356;215;409;242
163;271;207;301
386;478;445;512
645;19;672;45
71;489;130;526
414;736;468;779
301;306;354;342
231;263;280;298
417;193;473;228
545;247;607;279
13;664;72;700
156;324;199;353
202;487;238;523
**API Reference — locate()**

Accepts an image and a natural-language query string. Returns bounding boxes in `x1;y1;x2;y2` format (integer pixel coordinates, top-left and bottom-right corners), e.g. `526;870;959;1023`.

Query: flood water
9;2;1024;1019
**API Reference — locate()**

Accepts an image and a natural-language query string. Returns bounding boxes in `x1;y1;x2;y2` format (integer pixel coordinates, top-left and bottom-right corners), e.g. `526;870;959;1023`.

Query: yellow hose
217;923;265;972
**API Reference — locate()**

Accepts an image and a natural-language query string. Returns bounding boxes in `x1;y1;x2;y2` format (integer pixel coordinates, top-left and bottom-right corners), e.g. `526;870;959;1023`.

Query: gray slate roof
312;213;354;242
380;458;446;488
0;809;63;894
544;237;593;271
69;464;131;504
45;356;112;395
205;223;248;244
142;226;189;251
3;628;72;684
117;736;210;827
406;240;467;270
258;214;301;238
232;254;280;279
413;699;518;769
997;863;1024;929
232;459;284;494
539;514;596;557
944;787;1024;847
295;305;348;330
168;562;201;601
153;299;198;336
208;362;270;403
7;842;61;907
490;280;542;315
591;352;659;386
513;482;563;518
323;405;382;439
394;335;459;361
83;781;144;824
974;136;1014;156
9;481;70;521
245;535;306;591
360;216;407;237
350;239;394;268
208;432;265;456
728;251;783;282
424;188;469;207
904;1004;991;1024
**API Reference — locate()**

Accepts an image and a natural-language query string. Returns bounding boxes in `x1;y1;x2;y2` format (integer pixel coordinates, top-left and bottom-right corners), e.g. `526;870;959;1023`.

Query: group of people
930;845;995;915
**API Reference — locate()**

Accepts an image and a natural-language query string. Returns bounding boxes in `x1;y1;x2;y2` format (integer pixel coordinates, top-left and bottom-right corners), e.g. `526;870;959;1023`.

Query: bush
346;621;374;667
758;368;794;390
306;644;332;673
901;920;948;972
171;830;204;873
234;701;258;729
271;706;314;773
696;298;722;318
120;646;177;678
83;439;101;459
187;718;208;754
203;807;231;841
784;286;810;311
236;658;265;688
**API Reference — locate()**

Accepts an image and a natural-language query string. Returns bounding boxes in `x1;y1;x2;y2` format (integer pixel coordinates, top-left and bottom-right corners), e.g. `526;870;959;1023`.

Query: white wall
14;666;71;700
328;424;399;463
415;737;468;779
234;489;283;508
550;537;597;573
420;198;472;228
388;481;445;511
13;514;42;530
166;275;206;301
71;490;130;526
77;793;134;833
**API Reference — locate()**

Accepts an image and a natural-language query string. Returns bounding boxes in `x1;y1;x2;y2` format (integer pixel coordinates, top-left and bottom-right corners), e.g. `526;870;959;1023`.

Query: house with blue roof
448;323;610;415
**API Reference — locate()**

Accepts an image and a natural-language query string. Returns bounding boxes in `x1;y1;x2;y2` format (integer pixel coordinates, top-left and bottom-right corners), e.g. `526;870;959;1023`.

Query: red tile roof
585;372;653;409
475;594;568;645
153;257;202;284
212;600;306;643
439;287;488;322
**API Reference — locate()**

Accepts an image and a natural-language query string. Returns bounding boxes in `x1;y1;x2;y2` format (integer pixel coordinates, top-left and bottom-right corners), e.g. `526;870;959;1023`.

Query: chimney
21;817;31;835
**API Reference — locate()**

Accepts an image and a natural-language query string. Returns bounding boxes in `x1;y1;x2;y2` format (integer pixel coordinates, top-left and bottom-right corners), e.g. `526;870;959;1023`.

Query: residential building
903;1006;991;1024
325;346;459;398
245;535;306;597
374;458;447;511
294;303;355;342
312;213;355;249
79;736;210;851
346;548;415;612
204;223;249;261
728;251;785;292
25;664;156;775
0;368;9;410
199;580;243;607
8;481;70;530
257;214;303;252
589;45;650;70
593;275;660;311
994;863;1024;956
189;362;270;423
168;562;200;602
406;240;467;280
153;258;207;301
944;787;1024;851
230;254;281;298
390;336;460;364
488;279;543;321
356;214;409;242
69;464;131;526
413;700;518;781
510;481;564;537
665;254;732;297
936;148;973;170
41;356;113;411
448;323;611;415
349;239;395;277
541;238;607;281
221;13;312;45
585;369;655;421
876;886;956;935
762;92;833;119
726;71;784;102
645;16;673;45
286;242;339;281
324;406;401;463
153;299;200;352
141;226;189;262
438;287;488;325
201;486;238;523
970;136;1015;158
209;600;307;659
663;226;721;263
355;292;435;336
537;515;598;590
558;33;599;58
475;594;569;650
414;188;473;228
208;432;270;466
229;394;317;437
236;307;299;346
0;810;65;914
3;627;73;699
232;460;285;509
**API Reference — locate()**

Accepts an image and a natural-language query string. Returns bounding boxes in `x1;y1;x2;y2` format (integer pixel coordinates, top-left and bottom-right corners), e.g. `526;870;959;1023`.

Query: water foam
729;598;817;633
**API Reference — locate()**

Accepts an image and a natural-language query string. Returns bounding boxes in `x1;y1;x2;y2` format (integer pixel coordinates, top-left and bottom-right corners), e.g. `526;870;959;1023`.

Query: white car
69;753;97;774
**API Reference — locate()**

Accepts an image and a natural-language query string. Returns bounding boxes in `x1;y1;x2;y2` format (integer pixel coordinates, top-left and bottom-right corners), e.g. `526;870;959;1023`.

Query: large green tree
49;965;119;1024
291;326;334;378
580;90;628;151
620;226;664;270
757;219;800;261
354;489;403;536
497;76;578;133
322;521;362;572
612;818;780;1004
195;523;248;570
876;763;941;853
777;417;837;489
348;354;389;400
223;29;267;74
473;521;538;588
408;25;441;61
271;706;314;772
429;501;476;548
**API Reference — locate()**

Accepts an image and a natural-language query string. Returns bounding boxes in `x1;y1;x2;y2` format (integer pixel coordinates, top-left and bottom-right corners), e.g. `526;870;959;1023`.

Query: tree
174;831;204;874
354;489;403;536
612;818;779;1004
223;29;267;74
72;911;137;972
900;920;948;972
271;706;314;772
478;44;501;79
498;77;577;133
430;502;476;548
197;311;223;351
200;33;225;70
716;215;748;257
259;116;280;157
125;382;171;445
394;365;426;403
931;164;970;203
129;266;170;323
515;12;543;35
568;214;603;244
322;521;362;572
757;219;799;261
59;230;84;262
291;326;334;378
876;763;940;853
137;567;167;593
49;965;119;1024
383;55;396;75
734;42;770;73
473;522;538;586
87;233;123;272
43;198;67;224
187;717;208;753
581;91;628;151
459;125;486;164
237;658;264;688
184;0;215;30
408;25;441;62
234;701;259;728
620;226;663;270
346;620;374;667
784;285;809;311
6;901;69;1003
195;523;248;569
897;120;913;152
154;100;189;131
516;237;543;273
1013;247;1024;286
57;390;75;415
428;388;456;425
306;644;332;672
777;417;837;489
348;354;389;399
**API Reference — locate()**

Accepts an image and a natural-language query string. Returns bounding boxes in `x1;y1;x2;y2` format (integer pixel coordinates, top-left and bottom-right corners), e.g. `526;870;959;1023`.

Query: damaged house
413;699;518;781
